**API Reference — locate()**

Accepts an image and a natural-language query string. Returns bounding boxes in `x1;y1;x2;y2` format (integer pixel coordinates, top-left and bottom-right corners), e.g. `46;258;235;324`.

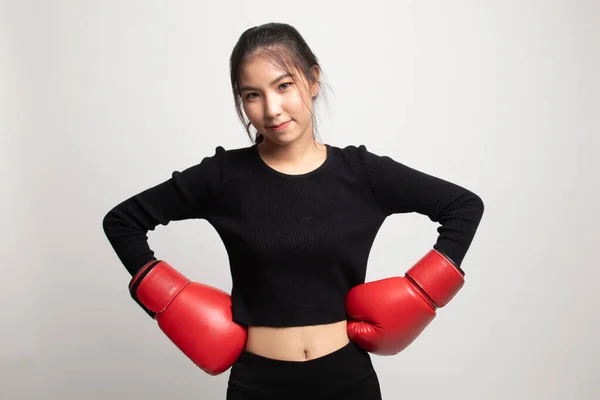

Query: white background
2;0;599;398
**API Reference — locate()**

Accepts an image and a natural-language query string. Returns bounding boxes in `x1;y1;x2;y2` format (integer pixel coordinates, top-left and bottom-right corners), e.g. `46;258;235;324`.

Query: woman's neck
257;136;327;172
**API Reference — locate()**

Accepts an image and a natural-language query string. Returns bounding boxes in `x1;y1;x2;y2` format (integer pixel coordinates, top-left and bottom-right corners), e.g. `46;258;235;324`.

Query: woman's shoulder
200;144;256;163
329;143;386;167
330;142;379;155
194;144;261;178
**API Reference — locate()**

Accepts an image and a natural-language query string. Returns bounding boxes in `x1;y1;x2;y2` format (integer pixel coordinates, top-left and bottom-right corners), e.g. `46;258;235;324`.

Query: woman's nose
264;95;282;118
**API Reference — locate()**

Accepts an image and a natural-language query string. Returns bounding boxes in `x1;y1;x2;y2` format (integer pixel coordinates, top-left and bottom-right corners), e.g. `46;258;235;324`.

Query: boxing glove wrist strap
129;260;191;318
405;250;465;308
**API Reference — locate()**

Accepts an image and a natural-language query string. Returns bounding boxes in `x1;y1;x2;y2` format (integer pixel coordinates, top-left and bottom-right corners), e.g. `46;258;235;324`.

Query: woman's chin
263;131;298;145
262;127;312;146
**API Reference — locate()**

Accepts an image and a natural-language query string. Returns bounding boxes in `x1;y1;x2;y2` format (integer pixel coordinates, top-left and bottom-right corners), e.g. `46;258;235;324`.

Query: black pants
226;341;382;399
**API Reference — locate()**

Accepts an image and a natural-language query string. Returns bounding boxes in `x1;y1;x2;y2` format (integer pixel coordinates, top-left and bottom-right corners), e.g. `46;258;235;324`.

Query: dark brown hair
229;22;330;144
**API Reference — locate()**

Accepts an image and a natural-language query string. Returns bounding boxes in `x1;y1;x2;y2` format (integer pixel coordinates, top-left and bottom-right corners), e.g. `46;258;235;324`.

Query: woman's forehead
239;59;298;89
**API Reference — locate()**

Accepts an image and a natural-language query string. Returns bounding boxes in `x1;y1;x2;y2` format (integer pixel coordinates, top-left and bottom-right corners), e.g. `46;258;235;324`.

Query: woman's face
238;54;319;146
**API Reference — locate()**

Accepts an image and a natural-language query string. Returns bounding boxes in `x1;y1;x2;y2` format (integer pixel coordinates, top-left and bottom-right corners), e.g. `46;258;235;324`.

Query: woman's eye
245;83;292;100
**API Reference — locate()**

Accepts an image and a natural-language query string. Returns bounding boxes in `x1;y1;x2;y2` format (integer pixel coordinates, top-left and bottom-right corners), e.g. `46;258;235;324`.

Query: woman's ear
311;65;321;98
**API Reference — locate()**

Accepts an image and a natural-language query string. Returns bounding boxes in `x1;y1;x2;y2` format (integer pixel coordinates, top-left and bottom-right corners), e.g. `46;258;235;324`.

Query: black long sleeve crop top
102;143;484;327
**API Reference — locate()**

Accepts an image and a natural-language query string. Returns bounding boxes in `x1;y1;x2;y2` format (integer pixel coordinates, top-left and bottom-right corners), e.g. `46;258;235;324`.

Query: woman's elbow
102;206;121;239
466;191;485;226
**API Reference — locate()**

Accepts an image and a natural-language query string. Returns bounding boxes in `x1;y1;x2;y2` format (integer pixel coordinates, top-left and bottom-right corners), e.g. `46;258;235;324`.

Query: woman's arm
102;147;225;276
356;144;484;268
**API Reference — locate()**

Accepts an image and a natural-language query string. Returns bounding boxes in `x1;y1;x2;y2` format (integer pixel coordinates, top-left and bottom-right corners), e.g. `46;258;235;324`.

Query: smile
268;121;291;131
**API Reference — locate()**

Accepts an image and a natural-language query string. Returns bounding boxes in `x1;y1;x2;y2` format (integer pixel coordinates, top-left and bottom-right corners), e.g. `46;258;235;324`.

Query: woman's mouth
268;120;291;131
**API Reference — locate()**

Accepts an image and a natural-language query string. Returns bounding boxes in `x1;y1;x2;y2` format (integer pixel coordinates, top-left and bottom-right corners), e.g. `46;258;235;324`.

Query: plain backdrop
2;0;599;399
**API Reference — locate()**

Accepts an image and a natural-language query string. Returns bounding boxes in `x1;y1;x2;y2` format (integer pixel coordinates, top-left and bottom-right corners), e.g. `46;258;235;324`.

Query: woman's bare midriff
245;320;350;361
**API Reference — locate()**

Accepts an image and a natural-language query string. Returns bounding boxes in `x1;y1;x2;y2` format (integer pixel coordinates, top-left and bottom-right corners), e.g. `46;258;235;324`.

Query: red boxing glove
129;261;247;375
346;250;464;355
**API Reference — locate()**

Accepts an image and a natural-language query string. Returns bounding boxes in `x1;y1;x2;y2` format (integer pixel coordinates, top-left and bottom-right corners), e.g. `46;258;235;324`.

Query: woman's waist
245;319;349;362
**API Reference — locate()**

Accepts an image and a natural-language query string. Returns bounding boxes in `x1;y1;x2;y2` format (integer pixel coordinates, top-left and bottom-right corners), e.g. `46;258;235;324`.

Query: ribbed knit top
102;143;484;327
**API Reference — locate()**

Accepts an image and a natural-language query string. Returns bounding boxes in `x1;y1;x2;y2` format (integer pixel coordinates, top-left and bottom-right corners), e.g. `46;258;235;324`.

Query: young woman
103;22;484;399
